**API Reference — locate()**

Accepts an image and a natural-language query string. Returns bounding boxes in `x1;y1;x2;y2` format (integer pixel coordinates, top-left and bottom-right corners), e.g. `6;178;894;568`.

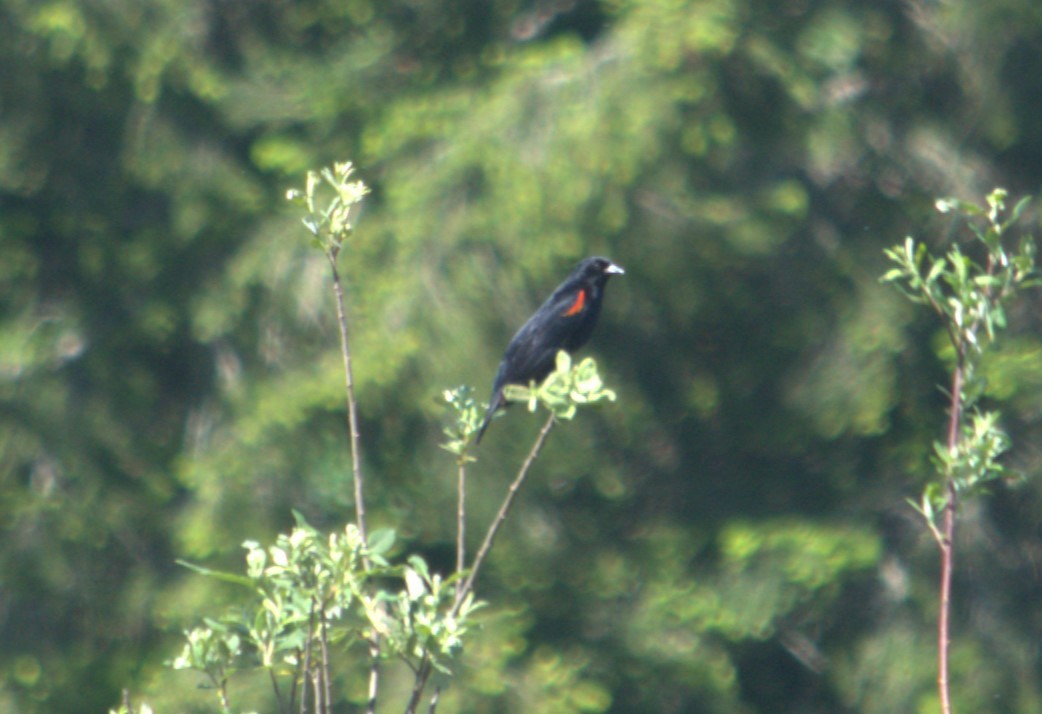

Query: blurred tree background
2;0;1042;711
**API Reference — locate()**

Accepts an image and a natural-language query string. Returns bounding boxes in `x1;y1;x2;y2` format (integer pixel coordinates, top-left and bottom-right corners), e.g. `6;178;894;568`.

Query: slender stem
365;641;380;714
290;656;300;714
428;685;441;713
267;668;284;714
319;611;332;714
935;247;1002;714
946;363;963;455
328;255;368;548
219;677;231;714
939;480;956;714
938;362;962;714
403;658;432;714
456;459;466;595
328;251;381;713
407;415;557;712
311;669;322;714
297;599;317;714
453;414;556;615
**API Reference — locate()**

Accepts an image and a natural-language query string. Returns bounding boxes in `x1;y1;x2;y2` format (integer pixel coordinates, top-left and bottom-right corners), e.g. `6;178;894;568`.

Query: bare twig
267;667;284;714
366;641;380;714
320;609;332;714
454;413;556;614
456;460;467;596
403;658;433;714
296;598;317;714
311;669;322;714
328;256;368;548
406;414;557;712
938;481;956;714
938;363;962;714
328;253;382;714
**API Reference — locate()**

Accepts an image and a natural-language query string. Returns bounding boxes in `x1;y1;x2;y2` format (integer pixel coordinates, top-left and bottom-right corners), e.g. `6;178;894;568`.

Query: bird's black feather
476;256;624;443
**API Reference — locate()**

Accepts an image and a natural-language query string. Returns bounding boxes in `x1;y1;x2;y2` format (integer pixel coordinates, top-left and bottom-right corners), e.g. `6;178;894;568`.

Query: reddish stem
938;363;962;714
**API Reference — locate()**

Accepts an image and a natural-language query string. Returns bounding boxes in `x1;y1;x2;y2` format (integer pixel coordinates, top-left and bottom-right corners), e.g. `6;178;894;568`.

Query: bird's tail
474;393;501;444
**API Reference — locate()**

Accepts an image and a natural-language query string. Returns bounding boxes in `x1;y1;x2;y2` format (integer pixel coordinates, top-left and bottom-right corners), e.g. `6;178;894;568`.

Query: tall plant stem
328;256;368;546
404;660;433;714
938;362;963;714
938;480;955;714
328;253;381;714
453;414;556;615
405;415;557;714
456;460;466;596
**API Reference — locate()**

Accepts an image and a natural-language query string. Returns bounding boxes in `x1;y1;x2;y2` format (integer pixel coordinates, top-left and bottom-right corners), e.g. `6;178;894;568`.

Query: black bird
476;256;625;442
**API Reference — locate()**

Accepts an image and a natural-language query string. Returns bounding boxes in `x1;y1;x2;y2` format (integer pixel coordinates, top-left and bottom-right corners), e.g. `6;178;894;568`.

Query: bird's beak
606;262;625;275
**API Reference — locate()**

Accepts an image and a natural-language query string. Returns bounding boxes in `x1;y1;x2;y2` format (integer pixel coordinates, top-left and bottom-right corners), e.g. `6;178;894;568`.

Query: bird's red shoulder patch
562;289;587;316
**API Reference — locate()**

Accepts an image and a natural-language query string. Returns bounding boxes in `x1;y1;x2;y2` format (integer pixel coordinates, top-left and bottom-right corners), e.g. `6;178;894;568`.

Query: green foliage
502;351;618;421
109;704;156;714
882;189;1037;712
170;626;238;712
784;283;909;439
384;554;479;674
166;160;627;712
442;354;616;459
615;521;880;712
5;1;1042;712
172;514;479;711
882;191;1035;360
286;161;371;258
631;521;879;645
440;385;482;461
882;188;1036;530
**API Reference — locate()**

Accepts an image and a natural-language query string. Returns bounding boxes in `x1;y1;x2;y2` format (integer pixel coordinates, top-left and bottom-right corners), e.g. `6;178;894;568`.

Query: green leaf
923;481;947;516
555;349;572;373
368;528;397;556
407;554;431;583
1006;195;1032;228
925;257;946;285
290;509;314;529
879;267;905;283
175;559;254;588
404;567;426;600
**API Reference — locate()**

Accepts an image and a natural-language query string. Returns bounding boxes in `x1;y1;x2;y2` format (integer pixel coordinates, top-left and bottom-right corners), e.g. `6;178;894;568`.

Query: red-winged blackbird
476;256;625;443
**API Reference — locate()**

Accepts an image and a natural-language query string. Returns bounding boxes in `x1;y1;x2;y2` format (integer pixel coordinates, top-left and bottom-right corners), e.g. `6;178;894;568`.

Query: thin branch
311;668;322;714
365;640;380;714
938;478;956;714
456;459;467;597
938;362;962;714
297;598;317;714
428;685;441;714
319;609;332;714
934;247;1006;713
454;413;556;615
329;254;383;712
406;414;557;713
403;658;433;714
328;255;368;549
217;676;232;714
268;667;285;714
920;279;960;352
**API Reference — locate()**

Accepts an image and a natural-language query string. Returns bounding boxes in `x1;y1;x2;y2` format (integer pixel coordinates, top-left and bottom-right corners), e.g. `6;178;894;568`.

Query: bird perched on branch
476;256;625;443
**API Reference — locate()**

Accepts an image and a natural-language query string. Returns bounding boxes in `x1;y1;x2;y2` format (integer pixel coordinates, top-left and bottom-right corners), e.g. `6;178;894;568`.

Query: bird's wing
496;300;580;389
